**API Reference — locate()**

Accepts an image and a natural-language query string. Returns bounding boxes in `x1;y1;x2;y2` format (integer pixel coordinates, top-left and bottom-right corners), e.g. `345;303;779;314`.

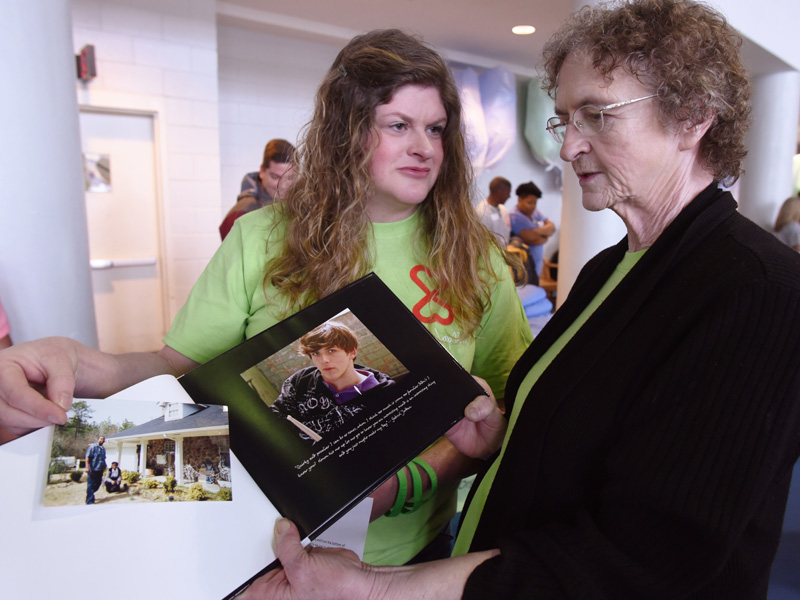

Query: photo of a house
45;399;232;506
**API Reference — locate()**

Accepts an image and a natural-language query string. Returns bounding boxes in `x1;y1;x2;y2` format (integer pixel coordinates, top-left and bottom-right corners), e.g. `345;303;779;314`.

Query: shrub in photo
187;483;207;501
163;476;177;493
49;461;68;475
69;471;83;483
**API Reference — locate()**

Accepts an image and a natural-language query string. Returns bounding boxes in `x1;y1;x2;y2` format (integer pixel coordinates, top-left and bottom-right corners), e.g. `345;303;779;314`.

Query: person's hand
240;519;373;600
446;379;507;459
0;338;78;440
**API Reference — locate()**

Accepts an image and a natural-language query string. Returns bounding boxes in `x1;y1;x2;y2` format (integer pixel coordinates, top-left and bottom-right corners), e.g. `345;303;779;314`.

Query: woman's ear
679;114;713;151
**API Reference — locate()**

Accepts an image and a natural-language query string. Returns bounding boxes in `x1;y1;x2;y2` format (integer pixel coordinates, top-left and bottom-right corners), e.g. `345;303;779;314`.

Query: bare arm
241;519;499;600
0;338;198;441
515;220;555;247
514;228;548;246
367;434;479;520
367;379;504;520
535;219;556;237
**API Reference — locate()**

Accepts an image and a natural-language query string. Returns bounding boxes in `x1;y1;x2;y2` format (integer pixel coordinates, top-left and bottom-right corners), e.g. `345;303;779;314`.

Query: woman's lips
577;170;599;185
399;166;430;178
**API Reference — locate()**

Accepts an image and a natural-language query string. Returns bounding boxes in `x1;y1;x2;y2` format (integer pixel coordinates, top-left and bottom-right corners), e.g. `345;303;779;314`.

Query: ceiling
216;0;792;79
216;0;573;77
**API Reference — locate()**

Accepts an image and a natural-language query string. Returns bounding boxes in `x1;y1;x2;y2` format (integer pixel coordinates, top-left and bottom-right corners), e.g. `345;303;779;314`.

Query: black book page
178;273;482;544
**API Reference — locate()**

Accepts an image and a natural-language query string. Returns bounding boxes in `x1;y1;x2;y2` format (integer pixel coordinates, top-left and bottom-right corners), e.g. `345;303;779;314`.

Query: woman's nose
559;123;590;162
409;129;434;158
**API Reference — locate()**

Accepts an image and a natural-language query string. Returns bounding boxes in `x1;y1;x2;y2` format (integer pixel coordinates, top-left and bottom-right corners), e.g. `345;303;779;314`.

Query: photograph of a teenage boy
270;322;395;439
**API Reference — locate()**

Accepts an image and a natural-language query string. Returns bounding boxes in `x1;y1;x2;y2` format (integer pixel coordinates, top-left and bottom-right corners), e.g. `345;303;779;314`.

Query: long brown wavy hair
265;29;505;337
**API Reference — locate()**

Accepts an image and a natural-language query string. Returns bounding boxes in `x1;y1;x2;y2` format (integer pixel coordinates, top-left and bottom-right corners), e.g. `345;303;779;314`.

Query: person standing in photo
84;436;106;505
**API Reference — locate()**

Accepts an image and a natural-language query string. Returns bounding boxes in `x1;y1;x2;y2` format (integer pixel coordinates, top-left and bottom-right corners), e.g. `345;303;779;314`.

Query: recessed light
512;25;536;35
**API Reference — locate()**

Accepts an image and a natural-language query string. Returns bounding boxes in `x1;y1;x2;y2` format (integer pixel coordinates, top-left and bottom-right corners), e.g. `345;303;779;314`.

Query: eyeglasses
545;94;657;143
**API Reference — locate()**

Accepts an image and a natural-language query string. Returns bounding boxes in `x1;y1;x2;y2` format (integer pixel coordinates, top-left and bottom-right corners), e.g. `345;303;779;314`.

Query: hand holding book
445;381;507;460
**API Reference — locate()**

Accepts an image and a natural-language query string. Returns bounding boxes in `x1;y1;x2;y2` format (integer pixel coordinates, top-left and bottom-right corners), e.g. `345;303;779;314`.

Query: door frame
78;105;171;341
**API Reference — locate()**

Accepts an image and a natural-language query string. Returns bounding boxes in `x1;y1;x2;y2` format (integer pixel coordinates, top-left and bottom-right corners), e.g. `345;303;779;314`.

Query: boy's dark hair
516;181;542;199
299;321;358;356
261;139;295;169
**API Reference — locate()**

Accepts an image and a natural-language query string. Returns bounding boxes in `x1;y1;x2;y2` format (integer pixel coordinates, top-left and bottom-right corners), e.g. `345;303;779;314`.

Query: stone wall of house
183;436;226;470
145;436;229;477
146;438;174;476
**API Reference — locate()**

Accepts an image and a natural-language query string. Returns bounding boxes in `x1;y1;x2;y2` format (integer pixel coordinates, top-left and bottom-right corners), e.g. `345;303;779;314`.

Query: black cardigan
463;185;800;599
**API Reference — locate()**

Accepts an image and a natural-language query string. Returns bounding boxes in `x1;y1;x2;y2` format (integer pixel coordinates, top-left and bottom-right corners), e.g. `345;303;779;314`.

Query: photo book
1;273;483;600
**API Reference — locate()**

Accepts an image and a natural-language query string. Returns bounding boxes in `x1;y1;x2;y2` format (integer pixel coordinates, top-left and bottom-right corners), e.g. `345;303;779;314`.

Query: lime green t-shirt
164;205;533;565
453;249;646;556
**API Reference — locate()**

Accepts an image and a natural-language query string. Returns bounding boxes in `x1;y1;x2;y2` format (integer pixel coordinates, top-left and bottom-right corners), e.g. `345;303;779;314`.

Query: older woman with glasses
245;1;800;599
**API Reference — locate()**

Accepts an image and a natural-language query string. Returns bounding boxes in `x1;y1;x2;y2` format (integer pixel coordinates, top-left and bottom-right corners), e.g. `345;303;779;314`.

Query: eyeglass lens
548;106;605;143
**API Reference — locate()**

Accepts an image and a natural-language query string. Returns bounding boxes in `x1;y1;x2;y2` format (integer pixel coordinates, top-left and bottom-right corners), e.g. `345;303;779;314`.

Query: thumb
273;518;307;569
464;394;495;422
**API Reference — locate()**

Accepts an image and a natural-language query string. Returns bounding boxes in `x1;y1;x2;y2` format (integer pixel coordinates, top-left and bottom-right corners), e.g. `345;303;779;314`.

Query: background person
474;177;512;245
271;321;394;439
774;194;800;251
241;1;800;597
0;29;532;568
509;181;555;284
219;139;297;240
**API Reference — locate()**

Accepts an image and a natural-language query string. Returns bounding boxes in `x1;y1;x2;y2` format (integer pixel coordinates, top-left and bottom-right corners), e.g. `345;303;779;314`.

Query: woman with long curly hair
0;29;533;566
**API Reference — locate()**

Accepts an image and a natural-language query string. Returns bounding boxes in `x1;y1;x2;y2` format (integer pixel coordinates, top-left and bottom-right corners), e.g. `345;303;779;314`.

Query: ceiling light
512;25;536;35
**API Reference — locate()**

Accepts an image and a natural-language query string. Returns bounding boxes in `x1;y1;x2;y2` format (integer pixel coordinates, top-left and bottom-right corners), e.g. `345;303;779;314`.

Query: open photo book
1;273;483;600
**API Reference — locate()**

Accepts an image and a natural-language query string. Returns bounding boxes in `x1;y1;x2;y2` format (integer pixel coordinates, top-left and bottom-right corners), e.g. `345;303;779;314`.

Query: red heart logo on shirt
410;265;454;325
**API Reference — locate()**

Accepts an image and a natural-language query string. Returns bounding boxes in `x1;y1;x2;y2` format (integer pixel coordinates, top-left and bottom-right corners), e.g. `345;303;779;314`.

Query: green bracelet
402;460;423;514
384;467;407;518
412;457;438;503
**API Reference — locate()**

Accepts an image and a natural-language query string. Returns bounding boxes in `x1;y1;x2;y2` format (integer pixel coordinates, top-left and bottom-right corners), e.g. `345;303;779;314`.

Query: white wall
216;26;339;206
71;0;223;320
715;0;800;72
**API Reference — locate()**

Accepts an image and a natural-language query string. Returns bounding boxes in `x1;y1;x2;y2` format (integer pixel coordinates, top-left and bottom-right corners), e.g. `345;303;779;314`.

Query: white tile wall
216;25;339;207
101;62;164;95
72;0;221;321
163;70;219;102
99;4;162;39
167;153;195;181
134;38;192;70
